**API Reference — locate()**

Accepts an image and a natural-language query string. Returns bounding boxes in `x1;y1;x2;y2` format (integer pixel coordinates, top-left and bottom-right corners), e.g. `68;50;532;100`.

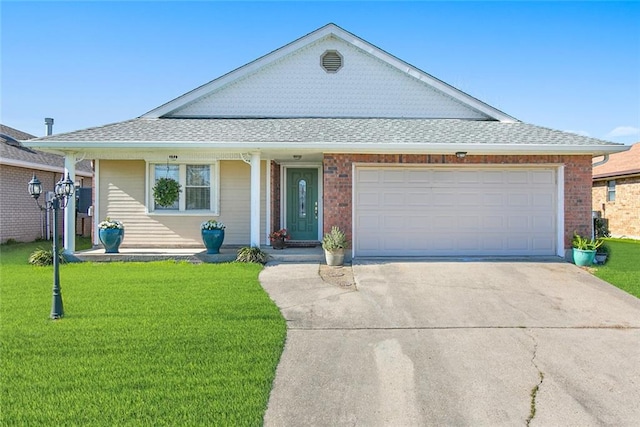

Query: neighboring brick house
0;124;93;243
26;24;626;257
592;143;640;240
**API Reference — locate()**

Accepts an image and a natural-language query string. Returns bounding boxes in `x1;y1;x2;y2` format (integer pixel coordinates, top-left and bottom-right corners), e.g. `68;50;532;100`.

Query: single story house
1;123;93;243
592;143;639;240
25;23;627;258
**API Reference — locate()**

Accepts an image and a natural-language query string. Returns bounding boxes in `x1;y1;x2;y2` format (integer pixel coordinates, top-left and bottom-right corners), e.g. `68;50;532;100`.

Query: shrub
28;248;66;266
236;247;268;264
322;226;348;251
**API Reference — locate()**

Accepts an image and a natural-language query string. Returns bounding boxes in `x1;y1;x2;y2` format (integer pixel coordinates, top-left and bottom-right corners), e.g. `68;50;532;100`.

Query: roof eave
0;157;92;176
23;140;628;157
593;169;640;180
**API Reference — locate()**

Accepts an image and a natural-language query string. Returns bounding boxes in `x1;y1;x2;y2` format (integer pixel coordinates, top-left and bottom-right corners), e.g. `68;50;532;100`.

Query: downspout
592;154;609;167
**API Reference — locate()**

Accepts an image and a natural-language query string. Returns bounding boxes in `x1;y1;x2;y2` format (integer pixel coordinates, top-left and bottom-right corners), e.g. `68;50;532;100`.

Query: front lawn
0;241;286;426
592;239;640;298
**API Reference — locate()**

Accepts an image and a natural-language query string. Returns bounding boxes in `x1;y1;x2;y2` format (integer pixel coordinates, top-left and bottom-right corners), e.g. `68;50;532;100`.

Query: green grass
0;240;286;426
592;239;640;298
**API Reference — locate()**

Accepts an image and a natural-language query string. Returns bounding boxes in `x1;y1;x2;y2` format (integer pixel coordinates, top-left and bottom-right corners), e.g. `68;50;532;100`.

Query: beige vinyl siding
98;159;267;247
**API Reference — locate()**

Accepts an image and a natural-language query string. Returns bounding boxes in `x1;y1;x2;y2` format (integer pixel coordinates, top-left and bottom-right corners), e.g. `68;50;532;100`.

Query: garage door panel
507;236;530;251
358;169;381;183
482;236;504;250
357;214;380;229
459;192;482;205
407;192;432;206
483;193;504;206
507;216;529;230
482;171;504;184
459;216;480;229
507;171;529;184
433;170;456;184
507;193;530;207
382;192;404;206
532;237;554;251
532;193;554;208
483;216;505;229
458;170;481;183
532;170;555;184
433;192;457;206
532;215;555;231
357;192;380;207
408;170;432;183
382;170;405;183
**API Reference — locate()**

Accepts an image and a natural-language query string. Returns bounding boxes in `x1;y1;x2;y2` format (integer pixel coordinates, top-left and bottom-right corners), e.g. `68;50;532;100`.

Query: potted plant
269;229;290;250
98;217;125;253
201;220;226;254
572;233;603;267
152;177;181;207
595;243;610;265
322;226;348;266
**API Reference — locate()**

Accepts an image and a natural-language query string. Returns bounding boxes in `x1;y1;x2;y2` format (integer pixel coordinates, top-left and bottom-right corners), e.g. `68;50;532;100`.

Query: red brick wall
270;161;281;233
322;154;593;251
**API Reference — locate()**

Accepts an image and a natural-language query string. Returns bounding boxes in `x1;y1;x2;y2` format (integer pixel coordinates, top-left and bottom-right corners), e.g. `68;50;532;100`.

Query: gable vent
321;50;343;73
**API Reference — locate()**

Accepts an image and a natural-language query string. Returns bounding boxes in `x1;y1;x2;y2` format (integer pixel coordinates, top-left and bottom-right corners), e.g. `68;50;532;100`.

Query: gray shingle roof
2;124;93;173
30;118;619;147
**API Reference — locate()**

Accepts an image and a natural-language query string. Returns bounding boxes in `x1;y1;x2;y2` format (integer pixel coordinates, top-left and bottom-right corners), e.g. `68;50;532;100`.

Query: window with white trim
150;163;219;213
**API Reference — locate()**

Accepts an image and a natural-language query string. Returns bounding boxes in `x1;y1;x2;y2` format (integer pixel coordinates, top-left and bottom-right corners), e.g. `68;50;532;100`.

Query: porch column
250;152;261;247
63;153;76;253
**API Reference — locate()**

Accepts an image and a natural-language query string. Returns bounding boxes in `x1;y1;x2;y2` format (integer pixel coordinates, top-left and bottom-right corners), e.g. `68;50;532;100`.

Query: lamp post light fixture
28;173;75;319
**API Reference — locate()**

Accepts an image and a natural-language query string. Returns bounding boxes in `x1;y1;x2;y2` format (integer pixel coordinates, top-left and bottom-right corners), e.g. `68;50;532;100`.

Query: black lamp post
28;173;75;319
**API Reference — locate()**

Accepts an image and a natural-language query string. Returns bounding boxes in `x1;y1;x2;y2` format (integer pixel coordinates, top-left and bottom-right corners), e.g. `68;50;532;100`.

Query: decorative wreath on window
152;178;182;207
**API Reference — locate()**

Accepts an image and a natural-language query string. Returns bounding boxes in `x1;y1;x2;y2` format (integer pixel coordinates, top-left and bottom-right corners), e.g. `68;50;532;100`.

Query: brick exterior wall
0;165;92;243
270;161;281;233
593;176;640;239
322;154;593;251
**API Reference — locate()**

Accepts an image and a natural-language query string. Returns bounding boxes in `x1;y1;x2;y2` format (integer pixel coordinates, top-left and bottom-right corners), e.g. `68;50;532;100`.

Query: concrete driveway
260;260;640;426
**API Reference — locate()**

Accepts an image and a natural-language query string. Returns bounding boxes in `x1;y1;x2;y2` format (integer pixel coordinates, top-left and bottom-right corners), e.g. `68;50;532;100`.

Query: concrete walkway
260;260;640;426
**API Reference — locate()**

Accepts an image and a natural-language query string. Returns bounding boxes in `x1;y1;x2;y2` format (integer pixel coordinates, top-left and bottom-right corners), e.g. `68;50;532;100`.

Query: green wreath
152;178;182;207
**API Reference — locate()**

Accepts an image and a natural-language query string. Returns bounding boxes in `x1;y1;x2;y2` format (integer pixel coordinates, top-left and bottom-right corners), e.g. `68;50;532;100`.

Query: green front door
286;168;318;241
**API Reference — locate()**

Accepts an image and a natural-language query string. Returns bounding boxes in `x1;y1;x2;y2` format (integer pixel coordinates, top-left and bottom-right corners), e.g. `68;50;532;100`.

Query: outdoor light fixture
455;151;467;159
28;173;75;319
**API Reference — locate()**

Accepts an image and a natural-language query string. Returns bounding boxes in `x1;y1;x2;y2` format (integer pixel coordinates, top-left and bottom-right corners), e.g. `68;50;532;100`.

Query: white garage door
354;167;557;257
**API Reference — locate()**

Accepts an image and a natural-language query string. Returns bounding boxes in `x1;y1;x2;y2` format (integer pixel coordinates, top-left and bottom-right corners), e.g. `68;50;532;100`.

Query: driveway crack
526;332;545;426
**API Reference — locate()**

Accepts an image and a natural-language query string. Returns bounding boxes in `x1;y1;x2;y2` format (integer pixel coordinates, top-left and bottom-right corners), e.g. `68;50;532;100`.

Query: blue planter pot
99;228;124;253
202;229;225;254
573;248;596;266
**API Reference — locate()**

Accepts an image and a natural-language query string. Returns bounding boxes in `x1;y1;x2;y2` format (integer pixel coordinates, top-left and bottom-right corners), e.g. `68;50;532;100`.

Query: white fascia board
0;157;92;177
24;140;628;157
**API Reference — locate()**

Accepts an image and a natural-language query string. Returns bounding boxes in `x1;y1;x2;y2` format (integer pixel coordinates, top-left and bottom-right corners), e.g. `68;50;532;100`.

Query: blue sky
2;1;639;144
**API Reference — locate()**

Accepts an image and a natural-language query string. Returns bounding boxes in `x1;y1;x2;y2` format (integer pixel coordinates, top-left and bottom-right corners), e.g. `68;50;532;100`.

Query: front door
286;168;319;241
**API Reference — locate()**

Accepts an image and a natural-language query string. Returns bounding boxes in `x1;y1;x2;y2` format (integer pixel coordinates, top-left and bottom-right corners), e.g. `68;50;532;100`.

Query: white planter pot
324;249;345;266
